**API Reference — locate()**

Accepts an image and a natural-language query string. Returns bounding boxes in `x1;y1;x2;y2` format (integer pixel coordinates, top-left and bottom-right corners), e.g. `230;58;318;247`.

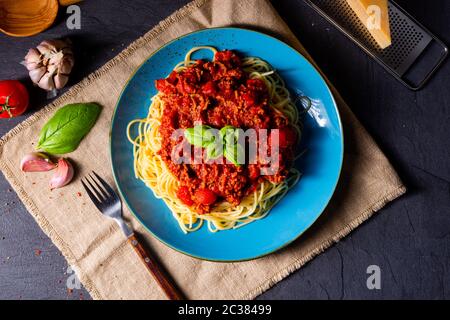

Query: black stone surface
0;0;449;300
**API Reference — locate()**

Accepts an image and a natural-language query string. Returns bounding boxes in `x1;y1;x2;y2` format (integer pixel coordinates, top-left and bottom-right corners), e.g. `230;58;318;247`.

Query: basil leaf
184;128;197;145
184;125;214;147
220;126;241;147
219;126;234;138
206;142;223;159
37;103;101;154
184;124;244;165
224;142;244;166
219;126;235;143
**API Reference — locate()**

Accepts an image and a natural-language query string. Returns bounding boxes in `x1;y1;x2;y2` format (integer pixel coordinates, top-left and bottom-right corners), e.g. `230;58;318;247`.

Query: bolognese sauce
155;50;297;213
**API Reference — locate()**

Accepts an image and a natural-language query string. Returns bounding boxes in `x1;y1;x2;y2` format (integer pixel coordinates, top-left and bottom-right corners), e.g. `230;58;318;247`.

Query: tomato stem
0;95;14;118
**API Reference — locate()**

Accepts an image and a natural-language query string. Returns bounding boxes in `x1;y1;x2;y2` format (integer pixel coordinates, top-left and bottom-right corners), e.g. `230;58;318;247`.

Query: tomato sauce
156;50;296;213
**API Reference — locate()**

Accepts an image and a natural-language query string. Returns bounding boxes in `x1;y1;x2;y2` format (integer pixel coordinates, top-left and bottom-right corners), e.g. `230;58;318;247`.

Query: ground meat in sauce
155;50;297;213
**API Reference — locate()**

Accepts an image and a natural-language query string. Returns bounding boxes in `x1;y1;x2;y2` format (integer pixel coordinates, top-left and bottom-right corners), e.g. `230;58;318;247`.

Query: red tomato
155;79;176;95
246;78;265;90
166;71;178;84
177;78;196;94
202;81;217;95
248;165;260;180
194;189;217;206
242;91;257;106
215;50;231;61
214;50;241;67
177;186;194;206
0;80;29;118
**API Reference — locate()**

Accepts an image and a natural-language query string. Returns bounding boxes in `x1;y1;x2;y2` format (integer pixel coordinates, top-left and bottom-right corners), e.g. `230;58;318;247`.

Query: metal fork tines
80;171;184;300
81;171;132;237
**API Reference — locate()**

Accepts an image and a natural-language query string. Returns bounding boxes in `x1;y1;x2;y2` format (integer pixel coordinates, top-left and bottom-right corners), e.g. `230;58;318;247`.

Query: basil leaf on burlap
37;103;101;154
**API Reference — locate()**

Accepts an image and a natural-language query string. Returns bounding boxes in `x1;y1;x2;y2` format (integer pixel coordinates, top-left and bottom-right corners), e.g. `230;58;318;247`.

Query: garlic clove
24;61;42;71
47;64;58;74
24;49;43;71
54;73;69;90
38;40;70;54
59;56;74;74
61;47;73;56
24;48;42;64
20;152;56;172
37;41;56;55
49;158;74;190
38;72;56;91
29;67;46;84
49;51;64;66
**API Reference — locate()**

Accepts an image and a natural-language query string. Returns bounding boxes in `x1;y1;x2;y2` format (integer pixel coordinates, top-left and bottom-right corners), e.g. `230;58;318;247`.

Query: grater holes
381;8;425;69
311;0;428;72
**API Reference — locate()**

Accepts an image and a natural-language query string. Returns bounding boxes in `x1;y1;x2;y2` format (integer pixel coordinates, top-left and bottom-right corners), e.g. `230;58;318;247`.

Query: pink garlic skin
24;48;42;71
54;73;69;89
20;152;56;172
49;158;74;190
29;67;47;84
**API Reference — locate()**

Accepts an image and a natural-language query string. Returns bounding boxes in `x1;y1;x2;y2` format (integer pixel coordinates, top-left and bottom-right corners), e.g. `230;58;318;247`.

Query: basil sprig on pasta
184;125;244;166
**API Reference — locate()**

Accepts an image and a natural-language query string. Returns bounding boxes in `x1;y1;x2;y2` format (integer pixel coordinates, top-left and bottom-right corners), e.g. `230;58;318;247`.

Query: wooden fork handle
128;234;184;300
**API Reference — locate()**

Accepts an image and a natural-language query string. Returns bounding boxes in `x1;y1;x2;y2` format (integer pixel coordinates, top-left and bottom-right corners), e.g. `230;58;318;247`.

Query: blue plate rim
110;27;344;262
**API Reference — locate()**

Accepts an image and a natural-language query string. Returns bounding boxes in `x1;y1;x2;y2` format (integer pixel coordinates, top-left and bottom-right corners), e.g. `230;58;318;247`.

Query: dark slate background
0;0;449;300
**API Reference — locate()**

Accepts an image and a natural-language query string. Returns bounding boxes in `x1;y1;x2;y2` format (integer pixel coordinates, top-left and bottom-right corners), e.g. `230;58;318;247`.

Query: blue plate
110;28;343;261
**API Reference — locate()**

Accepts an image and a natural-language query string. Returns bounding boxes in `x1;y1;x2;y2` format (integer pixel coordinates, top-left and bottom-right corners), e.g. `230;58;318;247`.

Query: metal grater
304;0;448;90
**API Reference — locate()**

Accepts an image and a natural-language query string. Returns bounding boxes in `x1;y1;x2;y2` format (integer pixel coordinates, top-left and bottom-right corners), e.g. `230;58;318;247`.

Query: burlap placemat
0;0;405;299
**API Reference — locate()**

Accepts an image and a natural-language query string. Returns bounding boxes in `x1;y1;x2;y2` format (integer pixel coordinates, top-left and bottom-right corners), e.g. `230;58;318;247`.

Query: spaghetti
127;47;302;233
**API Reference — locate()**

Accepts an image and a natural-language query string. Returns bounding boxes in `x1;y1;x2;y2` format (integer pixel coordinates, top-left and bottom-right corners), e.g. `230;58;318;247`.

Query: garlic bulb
49;158;74;190
23;39;74;95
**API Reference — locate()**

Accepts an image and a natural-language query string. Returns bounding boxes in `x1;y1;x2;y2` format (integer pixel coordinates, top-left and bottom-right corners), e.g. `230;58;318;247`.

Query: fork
81;171;184;300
